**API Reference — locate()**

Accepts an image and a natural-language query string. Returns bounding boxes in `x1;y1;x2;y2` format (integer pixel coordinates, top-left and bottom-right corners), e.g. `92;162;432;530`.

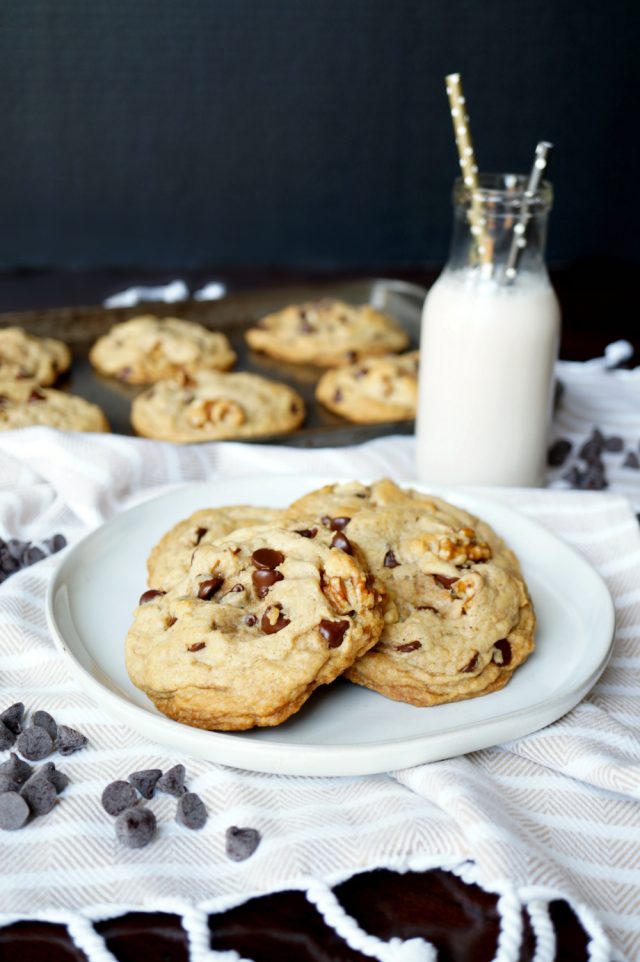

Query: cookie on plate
126;525;385;730
245;298;410;367
131;371;305;442
316;351;419;423
148;505;285;590
0;386;109;433
287;479;535;706
0;327;71;387
89;315;236;383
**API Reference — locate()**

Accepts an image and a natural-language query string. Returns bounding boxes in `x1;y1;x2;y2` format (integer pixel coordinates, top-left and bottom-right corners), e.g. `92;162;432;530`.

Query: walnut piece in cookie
125;525;385;730
0;327;71;388
245;299;409;367
89;315;236;384
316;351;419;423
130;371;305;442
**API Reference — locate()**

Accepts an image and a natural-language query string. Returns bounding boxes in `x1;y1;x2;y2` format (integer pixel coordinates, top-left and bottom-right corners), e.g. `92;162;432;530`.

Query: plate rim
45;474;616;775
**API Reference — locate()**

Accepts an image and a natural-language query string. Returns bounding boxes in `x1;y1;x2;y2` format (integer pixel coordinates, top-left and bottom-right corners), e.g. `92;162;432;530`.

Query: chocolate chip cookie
126;525;385;730
287;480;535;707
245;299;410;367
0;387;109;433
89;315;236;384
130;371;305;442
147;505;285;590
316;351;419;423
0;327;71;388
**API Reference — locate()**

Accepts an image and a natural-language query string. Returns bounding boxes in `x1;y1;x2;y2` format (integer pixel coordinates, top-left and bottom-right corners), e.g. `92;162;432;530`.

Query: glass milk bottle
416;174;560;486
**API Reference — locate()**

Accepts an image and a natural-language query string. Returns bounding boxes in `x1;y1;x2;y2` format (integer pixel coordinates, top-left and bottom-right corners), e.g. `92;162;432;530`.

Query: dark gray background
0;0;637;270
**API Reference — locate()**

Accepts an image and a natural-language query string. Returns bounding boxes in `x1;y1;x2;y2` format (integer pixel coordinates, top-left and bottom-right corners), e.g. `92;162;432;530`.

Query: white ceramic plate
46;475;615;777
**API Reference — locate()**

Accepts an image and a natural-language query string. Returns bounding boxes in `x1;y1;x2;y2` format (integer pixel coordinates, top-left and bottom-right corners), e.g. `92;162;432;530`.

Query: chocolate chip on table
157;765;186;797
578;430;604;463
252;568;283;597
0;703;24;736
37;762;70;794
330;531;353;554
0;792;30;830
318;619;349;648
321;516;351;531
383;550;400;568
44;534;67;554
260;604;290;635
115;806;156;849
395;641;422;653
198;576;224;600
0;720;16;751
562;465;581;486
294;527;317;539
21;545;46;566
56;725;88;756
603;435;624;452
225;826;261;862
33;710;57;741
577;463;608;490
129;769;162;800
176;792;207;830
624;451;640;469
251;548;284;570
0;773;20;794
17;726;54;761
139;589;166;605
102;780;138;816
493;639;512;665
21;776;57;816
0;753;32;785
433;574;458;590
547;438;572;467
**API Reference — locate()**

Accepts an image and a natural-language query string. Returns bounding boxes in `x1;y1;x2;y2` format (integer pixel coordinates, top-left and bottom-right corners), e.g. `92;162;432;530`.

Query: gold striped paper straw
445;73;492;269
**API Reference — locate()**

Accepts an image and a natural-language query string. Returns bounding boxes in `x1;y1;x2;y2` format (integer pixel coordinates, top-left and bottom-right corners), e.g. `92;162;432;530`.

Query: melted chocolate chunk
294;527;318;539
244;614;257;627
198;576;224;600
194;527;207;545
319;619;349;648
345;351;357;363
321;516;351;531
252;548;284;570
229;583;244;592
493;639;512;665
330;531;353;554
139;589;166;605
28;390;46;403
433;574;458;590
187;642;206;652
383;550;400;568
260;605;290;634
417;604;439;614
252;568;284;597
395;641;422;653
461;652;479;673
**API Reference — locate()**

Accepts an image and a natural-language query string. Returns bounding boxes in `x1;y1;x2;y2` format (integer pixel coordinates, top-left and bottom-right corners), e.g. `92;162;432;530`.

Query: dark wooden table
0;261;625;962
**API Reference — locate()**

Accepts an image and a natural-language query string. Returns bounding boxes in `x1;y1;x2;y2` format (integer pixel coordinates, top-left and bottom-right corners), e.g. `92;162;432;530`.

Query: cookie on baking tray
316;351;419;423
287;479;535;707
0;327;71;388
89;315;236;384
147;505;285;590
130;370;305;442
245;298;410;367
0;386;109;433
126;525;385;730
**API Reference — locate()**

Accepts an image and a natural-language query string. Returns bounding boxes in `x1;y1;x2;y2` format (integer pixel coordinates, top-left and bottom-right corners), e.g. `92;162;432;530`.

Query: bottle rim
453;173;553;212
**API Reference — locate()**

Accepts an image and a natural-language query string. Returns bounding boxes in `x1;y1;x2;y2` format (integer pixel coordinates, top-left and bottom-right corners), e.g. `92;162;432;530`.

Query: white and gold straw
505;140;554;281
445;72;491;268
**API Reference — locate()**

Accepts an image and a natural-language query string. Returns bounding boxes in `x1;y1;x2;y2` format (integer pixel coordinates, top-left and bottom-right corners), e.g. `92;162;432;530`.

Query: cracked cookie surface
245;299;409;367
316;352;419;423
126;525;385;730
89;315;236;384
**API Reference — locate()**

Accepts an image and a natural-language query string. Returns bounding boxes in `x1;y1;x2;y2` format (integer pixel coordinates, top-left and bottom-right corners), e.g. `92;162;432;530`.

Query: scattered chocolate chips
198;576;224;600
17;726;54;761
102;780;139;816
294;527;317;539
318;619;349;648
395;641;422;653
493;639;512;666
33;710;57;741
603;435;624;452
251;548;284;570
624;451;640;469
115;806;156;849
0;753;32;785
187;642;206;652
0;721;16;751
252;568;283;597
129;769;162;800
330;531;352;554
321;516;351;531
157;764;186;797
433;574;458;590
547;438;572;467
21;776;57;816
176;792;207;830
139;589;166;605
383;550;400;568
261;604;290;635
461;652;479;673
225;826;261;861
0;536;65;583
56;725;88;756
0;792;30;830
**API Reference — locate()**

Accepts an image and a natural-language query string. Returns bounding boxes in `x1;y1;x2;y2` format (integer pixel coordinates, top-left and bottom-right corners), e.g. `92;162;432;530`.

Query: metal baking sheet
0;277;426;447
